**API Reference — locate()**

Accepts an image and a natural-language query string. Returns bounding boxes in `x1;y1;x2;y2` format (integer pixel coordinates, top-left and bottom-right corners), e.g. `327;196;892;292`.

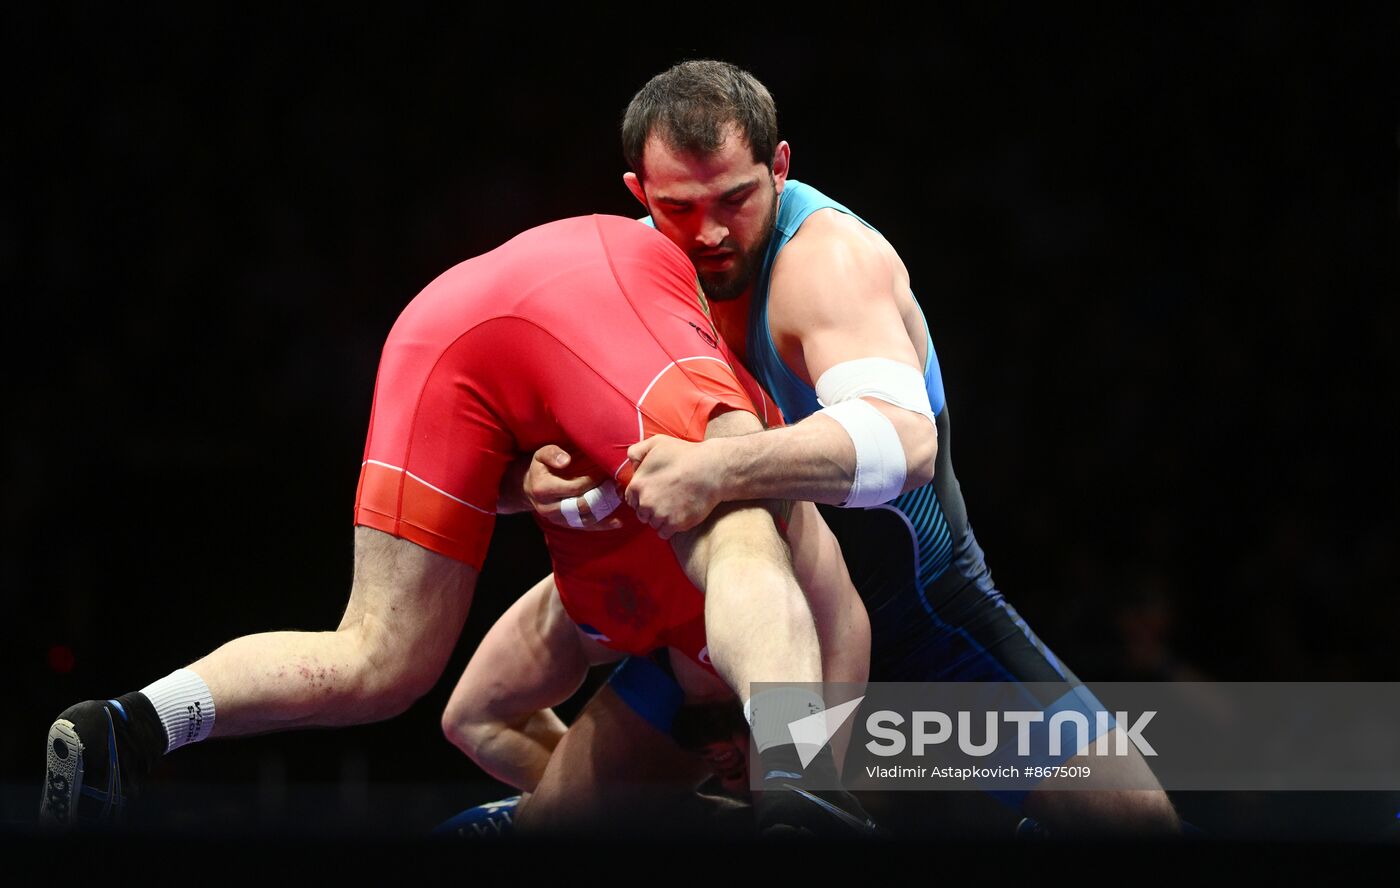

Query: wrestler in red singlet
354;215;780;672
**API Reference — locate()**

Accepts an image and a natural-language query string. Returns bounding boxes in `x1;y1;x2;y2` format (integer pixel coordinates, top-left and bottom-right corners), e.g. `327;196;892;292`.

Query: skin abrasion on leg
187;529;478;737
286;656;343;699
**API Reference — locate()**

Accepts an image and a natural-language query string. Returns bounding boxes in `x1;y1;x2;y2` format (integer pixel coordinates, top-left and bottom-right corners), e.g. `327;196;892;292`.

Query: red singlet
354;215;780;670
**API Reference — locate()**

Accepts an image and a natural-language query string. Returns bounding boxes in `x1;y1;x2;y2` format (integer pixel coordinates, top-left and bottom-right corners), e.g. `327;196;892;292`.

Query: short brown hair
622;60;779;179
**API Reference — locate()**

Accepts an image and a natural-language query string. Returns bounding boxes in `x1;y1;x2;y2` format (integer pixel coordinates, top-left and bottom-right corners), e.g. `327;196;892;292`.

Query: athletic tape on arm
561;481;622;528
814;358;936;426
815;358;936;508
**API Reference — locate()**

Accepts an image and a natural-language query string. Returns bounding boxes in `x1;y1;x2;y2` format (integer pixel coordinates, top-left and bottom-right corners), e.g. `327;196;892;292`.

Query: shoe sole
39;719;85;828
781;784;878;835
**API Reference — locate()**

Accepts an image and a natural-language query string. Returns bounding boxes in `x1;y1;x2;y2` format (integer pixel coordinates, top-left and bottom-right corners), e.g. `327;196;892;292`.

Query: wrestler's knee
336;527;474;719
440;702;501;759
337;614;444;720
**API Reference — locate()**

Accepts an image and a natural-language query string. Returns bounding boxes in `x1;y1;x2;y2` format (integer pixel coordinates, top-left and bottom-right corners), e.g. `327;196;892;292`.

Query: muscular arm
627;217;938;536
441;574;611;792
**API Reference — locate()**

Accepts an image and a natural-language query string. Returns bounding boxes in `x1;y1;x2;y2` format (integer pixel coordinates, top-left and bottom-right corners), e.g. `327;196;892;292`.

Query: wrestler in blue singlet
615;182;1111;807
748;180;1072;687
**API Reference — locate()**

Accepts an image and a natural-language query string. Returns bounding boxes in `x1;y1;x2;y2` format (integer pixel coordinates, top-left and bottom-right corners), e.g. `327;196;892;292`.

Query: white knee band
560;481;622;528
815;358;936;508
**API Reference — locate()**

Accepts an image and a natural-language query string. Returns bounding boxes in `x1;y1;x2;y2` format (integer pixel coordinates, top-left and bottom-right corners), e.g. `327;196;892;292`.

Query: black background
3;4;1398;845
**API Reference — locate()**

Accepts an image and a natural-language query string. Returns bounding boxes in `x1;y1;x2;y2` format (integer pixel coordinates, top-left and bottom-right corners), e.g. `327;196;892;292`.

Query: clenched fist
624;436;728;539
523;445;621;531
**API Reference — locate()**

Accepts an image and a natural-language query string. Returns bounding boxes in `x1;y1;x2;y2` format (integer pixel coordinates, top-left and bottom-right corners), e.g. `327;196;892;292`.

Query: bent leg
669;408;823;701
441;573;616;792
785;500;869;687
1022;730;1181;836
784;499;870;768
513;684;723;837
192;526;476;735
41;526;477;830
668;409;877;836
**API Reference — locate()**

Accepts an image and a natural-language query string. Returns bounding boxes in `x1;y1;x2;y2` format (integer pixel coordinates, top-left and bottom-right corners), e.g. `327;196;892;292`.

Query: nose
696;214;728;250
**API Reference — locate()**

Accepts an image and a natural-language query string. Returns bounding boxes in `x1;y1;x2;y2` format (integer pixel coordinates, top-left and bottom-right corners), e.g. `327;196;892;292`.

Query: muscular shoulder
769;208;909;324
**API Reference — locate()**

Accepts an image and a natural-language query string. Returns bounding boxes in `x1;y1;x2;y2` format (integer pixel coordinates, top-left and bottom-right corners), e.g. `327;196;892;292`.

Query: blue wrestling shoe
433;795;522;839
39;696;165;829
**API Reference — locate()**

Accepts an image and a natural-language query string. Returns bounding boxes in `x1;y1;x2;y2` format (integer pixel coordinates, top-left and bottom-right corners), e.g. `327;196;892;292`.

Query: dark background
2;4;1397;842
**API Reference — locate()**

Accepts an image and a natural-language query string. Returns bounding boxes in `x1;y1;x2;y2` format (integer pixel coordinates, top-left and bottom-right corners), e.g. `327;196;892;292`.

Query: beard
696;187;778;303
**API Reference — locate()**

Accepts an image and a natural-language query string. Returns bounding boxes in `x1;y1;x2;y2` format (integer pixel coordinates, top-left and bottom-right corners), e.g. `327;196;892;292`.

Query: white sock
743;687;825;753
140;668;216;754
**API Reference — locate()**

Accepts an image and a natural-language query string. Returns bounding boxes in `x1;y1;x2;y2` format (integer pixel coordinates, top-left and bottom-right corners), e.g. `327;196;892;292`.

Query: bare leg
40;526;479;830
513;684;722;837
668;409;823;703
441;574;618;792
506;497;871;835
192;526;477;735
666;410;874;835
1022;729;1181;836
784;499;869;767
506;411;873;836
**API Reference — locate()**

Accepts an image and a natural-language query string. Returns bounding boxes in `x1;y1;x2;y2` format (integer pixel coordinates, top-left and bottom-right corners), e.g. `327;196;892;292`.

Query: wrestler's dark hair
622;60;778;179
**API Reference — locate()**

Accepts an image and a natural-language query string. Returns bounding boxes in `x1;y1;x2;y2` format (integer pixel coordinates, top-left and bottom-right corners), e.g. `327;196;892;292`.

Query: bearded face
632;126;789;305
690;184;778;303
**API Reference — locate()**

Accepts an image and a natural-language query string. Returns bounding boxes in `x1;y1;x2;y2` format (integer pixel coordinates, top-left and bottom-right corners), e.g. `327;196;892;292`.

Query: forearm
717;414;855;505
718;399;936;505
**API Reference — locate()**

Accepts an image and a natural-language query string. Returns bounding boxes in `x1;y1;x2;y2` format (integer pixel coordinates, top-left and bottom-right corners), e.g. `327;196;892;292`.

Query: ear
771;141;791;195
622;172;648;209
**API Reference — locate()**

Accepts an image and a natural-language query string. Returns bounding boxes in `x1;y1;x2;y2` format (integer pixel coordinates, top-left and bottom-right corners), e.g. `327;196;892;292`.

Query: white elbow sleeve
815;358;937;508
818;399;906;507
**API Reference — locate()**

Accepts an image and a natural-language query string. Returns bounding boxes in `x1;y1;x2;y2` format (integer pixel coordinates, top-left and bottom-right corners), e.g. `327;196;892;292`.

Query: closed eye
720;182;758;206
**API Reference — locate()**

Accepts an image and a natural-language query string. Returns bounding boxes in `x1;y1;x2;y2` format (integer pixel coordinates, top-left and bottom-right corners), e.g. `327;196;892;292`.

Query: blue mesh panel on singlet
884;483;955;590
